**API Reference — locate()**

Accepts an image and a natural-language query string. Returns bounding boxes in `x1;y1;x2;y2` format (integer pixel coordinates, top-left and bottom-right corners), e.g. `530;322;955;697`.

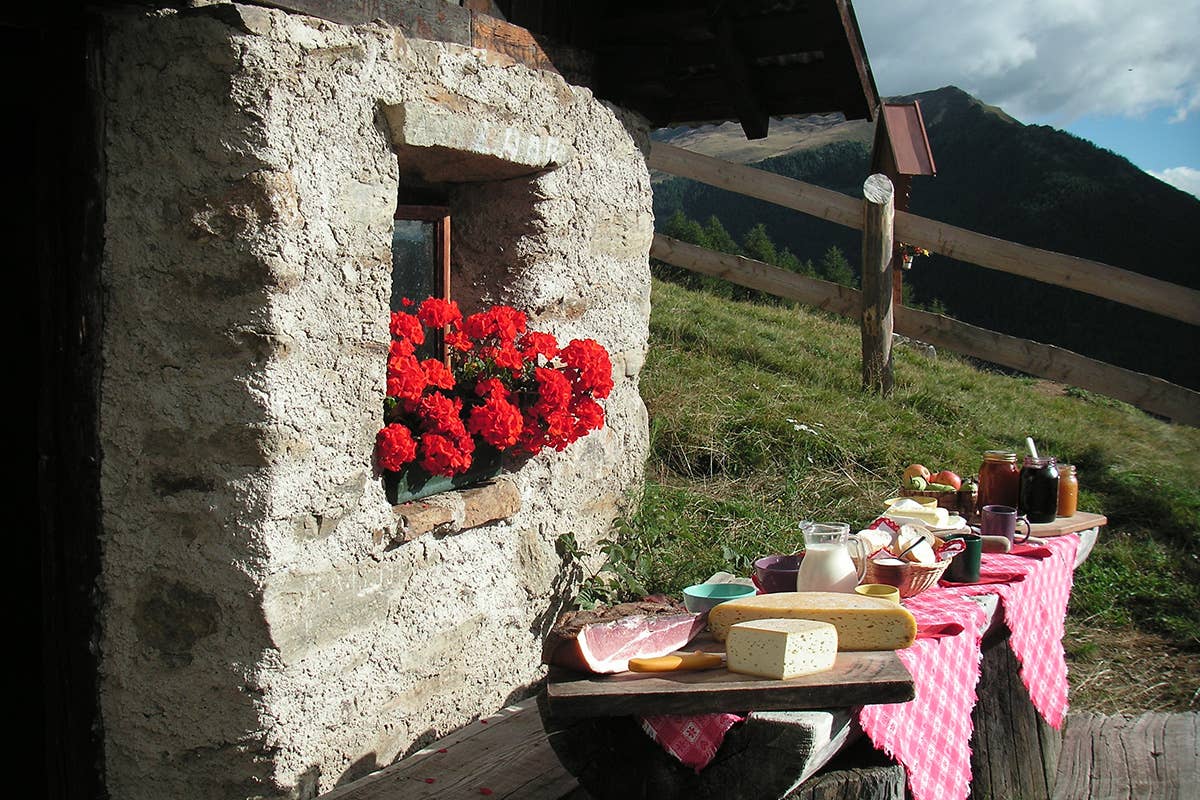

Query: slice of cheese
707;592;917;650
726;619;838;680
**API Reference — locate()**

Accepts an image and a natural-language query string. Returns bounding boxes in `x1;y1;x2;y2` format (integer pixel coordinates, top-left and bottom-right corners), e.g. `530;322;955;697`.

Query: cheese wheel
726;619;837;680
707;591;917;650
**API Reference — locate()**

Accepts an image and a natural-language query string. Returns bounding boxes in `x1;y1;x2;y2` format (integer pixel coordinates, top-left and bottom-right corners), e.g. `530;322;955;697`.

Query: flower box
375;297;612;499
384;446;504;505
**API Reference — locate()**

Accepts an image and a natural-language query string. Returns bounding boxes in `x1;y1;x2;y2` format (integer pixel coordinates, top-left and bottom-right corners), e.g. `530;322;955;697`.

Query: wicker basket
864;557;952;598
863;535;954;598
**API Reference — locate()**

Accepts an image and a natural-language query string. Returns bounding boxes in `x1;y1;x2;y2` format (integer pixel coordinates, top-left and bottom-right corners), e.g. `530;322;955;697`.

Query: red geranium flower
387;352;426;403
542;409;578;451
417;297;462;329
420;432;474;476
533;367;572;413
518;331;558;361
421;358;456;390
488;306;527;342
571;396;605;435
493;346;524;374
377;297;611;476
376;424;417;471
475;377;510;400
463;306;527;343
418;392;466;437
446;329;473;352
560;338;613;399
467;394;524;449
390;311;424;345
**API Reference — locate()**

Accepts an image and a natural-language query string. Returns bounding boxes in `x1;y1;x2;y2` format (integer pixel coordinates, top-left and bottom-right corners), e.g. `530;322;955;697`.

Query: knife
628;651;725;672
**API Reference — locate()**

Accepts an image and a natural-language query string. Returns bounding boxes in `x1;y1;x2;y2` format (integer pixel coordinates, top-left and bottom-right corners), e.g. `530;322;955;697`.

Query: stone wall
98;4;652;797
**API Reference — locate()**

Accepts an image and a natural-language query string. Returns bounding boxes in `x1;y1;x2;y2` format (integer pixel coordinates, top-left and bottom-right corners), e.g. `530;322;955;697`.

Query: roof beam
712;8;769;139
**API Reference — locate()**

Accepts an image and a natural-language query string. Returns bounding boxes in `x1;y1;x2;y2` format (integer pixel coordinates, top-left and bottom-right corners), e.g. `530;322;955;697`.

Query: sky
854;1;1200;198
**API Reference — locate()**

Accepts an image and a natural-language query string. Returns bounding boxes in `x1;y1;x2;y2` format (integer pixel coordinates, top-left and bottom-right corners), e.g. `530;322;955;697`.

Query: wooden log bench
1053;712;1199;800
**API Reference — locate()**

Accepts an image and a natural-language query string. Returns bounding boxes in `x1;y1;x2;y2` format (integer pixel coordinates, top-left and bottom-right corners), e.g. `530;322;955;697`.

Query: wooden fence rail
650;234;1200;425
648;142;1200;327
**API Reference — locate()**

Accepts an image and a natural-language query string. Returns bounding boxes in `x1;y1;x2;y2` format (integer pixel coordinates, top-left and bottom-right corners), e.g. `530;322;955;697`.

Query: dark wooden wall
25;2;107;797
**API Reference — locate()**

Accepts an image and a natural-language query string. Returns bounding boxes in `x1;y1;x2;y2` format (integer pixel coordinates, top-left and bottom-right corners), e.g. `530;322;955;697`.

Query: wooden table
541;516;1106;800
543;650;914;719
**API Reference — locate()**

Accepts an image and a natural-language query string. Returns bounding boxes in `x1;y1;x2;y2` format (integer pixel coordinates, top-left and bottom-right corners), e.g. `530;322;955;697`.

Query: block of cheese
708;592;917;650
726;619;838;679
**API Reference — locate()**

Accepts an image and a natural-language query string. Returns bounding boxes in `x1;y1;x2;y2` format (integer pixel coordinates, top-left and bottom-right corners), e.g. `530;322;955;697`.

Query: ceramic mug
980;504;1032;545
943;533;982;583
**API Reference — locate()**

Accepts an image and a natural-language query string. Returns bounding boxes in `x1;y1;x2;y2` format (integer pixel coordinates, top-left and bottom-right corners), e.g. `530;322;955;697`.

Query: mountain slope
652;86;1200;389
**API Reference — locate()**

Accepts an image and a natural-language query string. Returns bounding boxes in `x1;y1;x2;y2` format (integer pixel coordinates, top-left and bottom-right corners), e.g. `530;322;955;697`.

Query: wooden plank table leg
968;626;1062;800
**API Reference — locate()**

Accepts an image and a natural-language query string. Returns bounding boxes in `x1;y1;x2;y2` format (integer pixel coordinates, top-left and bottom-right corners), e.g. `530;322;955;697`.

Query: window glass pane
391;219;435;311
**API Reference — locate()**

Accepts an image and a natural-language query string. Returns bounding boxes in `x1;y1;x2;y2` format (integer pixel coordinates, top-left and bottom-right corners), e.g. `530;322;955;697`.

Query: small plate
885;512;968;531
929;514;968;531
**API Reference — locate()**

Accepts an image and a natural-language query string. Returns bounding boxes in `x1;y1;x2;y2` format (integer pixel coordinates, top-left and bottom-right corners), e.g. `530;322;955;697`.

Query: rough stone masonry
98;4;653;797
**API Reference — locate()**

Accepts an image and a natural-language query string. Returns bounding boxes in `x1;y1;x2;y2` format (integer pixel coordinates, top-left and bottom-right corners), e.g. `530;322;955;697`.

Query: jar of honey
979;450;1020;510
1019;456;1059;523
1057;464;1078;517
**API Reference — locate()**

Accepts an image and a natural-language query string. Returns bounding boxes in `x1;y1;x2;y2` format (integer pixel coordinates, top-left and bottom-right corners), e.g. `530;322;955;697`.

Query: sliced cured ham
542;600;705;674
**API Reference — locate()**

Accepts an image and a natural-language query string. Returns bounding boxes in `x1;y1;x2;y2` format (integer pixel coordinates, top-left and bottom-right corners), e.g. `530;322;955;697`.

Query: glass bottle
1019;456;1059;523
978;450;1020;510
1057;464;1078;517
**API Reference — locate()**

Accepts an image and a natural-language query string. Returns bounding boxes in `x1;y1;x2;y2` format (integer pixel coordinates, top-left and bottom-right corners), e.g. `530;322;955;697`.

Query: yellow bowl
855;583;901;605
883;495;938;510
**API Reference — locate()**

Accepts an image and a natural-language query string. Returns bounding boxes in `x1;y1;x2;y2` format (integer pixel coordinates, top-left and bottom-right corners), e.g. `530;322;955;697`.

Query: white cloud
856;0;1200;124
1147;166;1200;198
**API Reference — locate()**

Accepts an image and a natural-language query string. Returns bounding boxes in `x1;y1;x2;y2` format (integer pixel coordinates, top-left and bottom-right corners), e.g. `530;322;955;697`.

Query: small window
392;202;450;360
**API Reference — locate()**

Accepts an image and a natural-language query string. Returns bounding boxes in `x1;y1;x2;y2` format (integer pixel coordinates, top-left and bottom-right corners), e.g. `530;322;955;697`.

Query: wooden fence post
861;174;895;394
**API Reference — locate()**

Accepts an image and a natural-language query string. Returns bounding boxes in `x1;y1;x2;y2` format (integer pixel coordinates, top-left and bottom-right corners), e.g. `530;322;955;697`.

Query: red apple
931;470;962;490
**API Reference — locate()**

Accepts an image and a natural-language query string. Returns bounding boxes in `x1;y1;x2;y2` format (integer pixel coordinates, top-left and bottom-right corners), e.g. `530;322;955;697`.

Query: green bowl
682;582;757;614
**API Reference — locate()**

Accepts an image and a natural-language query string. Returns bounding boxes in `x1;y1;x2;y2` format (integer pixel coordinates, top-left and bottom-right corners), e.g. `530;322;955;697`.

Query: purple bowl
753;554;802;593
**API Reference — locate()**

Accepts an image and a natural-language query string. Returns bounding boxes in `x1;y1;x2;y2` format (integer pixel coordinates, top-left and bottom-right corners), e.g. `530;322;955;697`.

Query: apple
931;470;962;490
902;464;931;488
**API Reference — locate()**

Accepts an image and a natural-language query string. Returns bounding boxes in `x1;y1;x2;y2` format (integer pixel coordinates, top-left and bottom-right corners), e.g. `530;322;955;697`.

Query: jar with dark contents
1019;456;1059;523
978;450;1020;509
1057;464;1078;517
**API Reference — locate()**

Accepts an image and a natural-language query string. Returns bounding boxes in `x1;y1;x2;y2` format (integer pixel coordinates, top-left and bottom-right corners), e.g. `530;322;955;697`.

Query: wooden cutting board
1028;511;1106;537
543;649;914;719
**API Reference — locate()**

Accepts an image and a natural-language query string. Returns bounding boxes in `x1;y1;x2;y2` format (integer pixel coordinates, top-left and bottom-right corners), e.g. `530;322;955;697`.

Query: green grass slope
595;280;1200;673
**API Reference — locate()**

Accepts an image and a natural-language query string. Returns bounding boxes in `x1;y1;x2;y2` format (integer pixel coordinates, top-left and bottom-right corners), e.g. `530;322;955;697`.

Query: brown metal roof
881;101;936;176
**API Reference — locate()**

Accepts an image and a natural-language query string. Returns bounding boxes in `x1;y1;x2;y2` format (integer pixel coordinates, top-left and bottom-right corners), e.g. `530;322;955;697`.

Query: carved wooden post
861;174;895;394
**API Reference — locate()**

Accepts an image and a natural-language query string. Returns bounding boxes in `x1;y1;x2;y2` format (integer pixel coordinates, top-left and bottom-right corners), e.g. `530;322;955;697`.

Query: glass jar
978;450;1020;510
1019;456;1059;523
1057;464;1078;517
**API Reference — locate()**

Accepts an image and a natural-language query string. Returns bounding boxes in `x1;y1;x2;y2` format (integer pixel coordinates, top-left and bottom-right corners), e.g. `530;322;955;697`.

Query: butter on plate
884;497;950;528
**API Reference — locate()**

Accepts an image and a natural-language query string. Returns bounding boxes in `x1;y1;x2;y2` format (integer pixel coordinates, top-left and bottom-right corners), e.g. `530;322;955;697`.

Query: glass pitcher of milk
796;521;866;593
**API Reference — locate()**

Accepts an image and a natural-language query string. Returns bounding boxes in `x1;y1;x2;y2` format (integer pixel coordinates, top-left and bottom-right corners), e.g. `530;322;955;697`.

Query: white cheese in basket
726;618;838;679
708;592;917;650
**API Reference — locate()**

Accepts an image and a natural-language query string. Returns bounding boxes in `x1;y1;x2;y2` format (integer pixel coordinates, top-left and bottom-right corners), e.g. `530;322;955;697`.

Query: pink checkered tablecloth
641;533;1082;800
